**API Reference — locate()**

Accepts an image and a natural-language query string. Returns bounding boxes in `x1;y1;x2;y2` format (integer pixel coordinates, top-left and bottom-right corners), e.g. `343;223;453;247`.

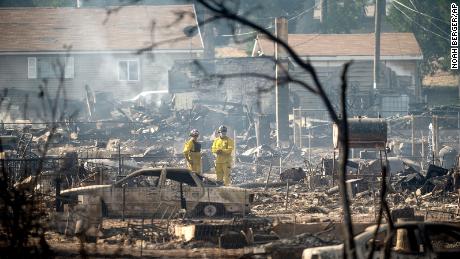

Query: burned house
1;1;460;258
0;5;203;105
252;32;423;119
168;32;422;147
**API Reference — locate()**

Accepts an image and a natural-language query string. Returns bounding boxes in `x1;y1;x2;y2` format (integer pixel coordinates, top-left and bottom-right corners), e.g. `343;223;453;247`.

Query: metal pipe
421;132;425;167
279;156;282;177
233;129;237;168
122;184;126;221
285;180;290;211
299;111;303;149
308;126;312;163
118;142;121;176
293;108;297;147
200;154;203;175
411;115;415;157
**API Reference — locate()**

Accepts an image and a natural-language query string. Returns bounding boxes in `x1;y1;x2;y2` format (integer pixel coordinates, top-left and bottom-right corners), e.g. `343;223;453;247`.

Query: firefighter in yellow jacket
183;129;202;174
211;125;234;186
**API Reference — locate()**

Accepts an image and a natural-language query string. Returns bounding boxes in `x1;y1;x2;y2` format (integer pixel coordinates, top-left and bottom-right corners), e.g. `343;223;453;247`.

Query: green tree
0;0;34;6
31;0;72;7
238;0;306;32
387;0;453;75
322;0;368;33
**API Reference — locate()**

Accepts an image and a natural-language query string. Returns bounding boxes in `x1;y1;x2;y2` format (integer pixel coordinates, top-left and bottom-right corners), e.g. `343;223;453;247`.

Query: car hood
302;244;343;259
218;186;251;191
212;185;254;194
60;184;112;196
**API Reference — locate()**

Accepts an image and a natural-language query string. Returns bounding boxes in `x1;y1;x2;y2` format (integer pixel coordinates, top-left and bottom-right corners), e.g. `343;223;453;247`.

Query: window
118;60;139;81
427;227;460;252
37;57;57;78
125;175;159;188
64;57;74;79
365;226;426;255
28;56;74;79
27;57;37;79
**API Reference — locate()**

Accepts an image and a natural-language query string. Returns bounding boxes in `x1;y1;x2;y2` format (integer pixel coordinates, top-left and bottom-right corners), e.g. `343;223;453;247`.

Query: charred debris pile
0;92;327;187
2;93;460;256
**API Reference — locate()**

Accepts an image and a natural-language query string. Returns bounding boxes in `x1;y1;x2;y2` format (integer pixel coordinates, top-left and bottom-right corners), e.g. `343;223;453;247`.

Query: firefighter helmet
218;125;227;133
190;129;199;136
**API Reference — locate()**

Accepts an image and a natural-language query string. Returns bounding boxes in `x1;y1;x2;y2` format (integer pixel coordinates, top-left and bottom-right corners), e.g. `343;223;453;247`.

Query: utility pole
374;0;382;90
458;75;460;100
411;115;415;157
203;10;215;59
275;17;290;148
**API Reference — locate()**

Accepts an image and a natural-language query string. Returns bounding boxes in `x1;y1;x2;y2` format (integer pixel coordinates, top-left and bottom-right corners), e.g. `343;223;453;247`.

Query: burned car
302;222;460;259
60;168;254;218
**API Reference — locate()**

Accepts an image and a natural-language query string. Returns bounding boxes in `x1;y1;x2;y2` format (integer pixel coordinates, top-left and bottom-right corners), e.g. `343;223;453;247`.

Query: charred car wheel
203;204;217;217
201;203;224;217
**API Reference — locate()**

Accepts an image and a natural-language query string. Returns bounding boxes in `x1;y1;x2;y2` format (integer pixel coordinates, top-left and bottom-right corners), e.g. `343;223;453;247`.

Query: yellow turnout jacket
211;136;234;164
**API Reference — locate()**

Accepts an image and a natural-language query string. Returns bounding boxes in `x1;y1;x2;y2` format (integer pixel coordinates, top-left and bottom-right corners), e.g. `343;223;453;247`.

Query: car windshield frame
115;168;201;187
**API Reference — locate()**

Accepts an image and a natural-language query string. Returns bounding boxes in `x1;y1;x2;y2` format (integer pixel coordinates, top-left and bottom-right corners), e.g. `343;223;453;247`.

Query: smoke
126;90;169;107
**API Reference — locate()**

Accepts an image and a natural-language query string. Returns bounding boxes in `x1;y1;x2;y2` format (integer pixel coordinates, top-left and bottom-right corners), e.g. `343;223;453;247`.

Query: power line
291;34;322;47
407;0;415;8
393;0;449;37
392;3;448;40
408;0;418;11
393;0;449;25
219;27;269;37
219;3;317;37
287;4;317;22
392;2;449;41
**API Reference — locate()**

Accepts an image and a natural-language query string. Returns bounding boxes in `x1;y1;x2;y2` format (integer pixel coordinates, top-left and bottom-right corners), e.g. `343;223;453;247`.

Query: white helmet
218;125;227;133
190;129;199;137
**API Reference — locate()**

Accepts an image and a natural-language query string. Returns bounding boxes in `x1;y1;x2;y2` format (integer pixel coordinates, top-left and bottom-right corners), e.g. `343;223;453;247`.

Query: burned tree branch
190;1;358;257
194;0;340;123
337;62;356;259
367;164;389;259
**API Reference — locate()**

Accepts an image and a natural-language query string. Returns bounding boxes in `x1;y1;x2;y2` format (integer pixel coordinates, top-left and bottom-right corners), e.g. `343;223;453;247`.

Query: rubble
280;167;306;182
259;232;340;259
3;85;460;258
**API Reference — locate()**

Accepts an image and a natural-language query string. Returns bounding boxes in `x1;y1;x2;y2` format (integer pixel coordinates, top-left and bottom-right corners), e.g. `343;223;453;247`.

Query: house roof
253;33;422;60
0;5;203;53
